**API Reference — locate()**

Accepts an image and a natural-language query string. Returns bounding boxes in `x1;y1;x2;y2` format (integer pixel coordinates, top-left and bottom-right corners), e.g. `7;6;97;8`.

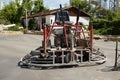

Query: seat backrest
55;11;70;23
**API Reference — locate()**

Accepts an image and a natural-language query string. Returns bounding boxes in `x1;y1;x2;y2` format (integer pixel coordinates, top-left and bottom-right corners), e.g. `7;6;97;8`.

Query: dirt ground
0;34;120;80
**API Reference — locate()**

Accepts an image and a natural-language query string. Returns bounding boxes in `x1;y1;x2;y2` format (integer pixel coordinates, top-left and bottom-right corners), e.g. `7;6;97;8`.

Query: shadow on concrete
101;66;120;72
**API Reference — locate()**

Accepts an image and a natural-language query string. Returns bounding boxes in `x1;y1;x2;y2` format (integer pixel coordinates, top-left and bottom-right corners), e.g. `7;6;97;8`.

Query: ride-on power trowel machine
18;5;106;69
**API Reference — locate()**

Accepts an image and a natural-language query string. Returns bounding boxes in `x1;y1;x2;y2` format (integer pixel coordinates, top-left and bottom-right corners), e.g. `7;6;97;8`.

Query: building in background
22;7;90;31
69;0;72;4
80;0;120;11
109;0;120;11
102;0;108;9
118;0;120;11
91;0;120;11
90;0;109;9
0;0;3;9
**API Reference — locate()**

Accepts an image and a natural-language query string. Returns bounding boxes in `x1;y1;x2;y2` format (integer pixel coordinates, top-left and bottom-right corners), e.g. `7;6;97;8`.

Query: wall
45;15;89;25
45;15;55;24
50;15;55;24
70;16;89;25
23;15;89;30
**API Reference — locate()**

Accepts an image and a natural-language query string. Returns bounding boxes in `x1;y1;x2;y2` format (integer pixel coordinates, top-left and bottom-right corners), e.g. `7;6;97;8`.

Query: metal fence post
114;40;118;70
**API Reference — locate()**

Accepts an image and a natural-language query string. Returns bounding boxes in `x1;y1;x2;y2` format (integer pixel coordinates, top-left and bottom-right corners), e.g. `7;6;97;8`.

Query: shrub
92;19;120;35
0;19;10;25
8;25;20;31
28;18;36;30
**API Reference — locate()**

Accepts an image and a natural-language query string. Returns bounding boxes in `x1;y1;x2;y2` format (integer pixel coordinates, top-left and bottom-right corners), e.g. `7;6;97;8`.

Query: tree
0;1;17;23
33;0;46;12
90;1;100;17
0;0;47;24
71;0;91;13
15;0;33;22
28;18;36;30
0;0;33;24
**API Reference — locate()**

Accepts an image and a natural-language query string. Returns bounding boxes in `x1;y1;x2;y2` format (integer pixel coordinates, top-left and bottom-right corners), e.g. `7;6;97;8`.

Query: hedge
92;19;120;35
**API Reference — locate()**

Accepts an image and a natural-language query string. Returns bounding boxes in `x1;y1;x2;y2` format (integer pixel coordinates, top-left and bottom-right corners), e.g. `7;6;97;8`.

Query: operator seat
55;11;73;25
54;11;73;48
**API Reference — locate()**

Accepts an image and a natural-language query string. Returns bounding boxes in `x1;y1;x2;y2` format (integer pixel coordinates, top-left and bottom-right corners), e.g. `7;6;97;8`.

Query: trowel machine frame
18;5;106;69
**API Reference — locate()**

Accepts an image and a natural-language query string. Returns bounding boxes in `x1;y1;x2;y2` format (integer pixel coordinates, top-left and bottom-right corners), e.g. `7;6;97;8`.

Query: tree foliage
33;0;47;12
15;0;33;22
0;2;17;23
0;0;46;24
28;18;36;30
92;12;120;35
71;0;91;13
